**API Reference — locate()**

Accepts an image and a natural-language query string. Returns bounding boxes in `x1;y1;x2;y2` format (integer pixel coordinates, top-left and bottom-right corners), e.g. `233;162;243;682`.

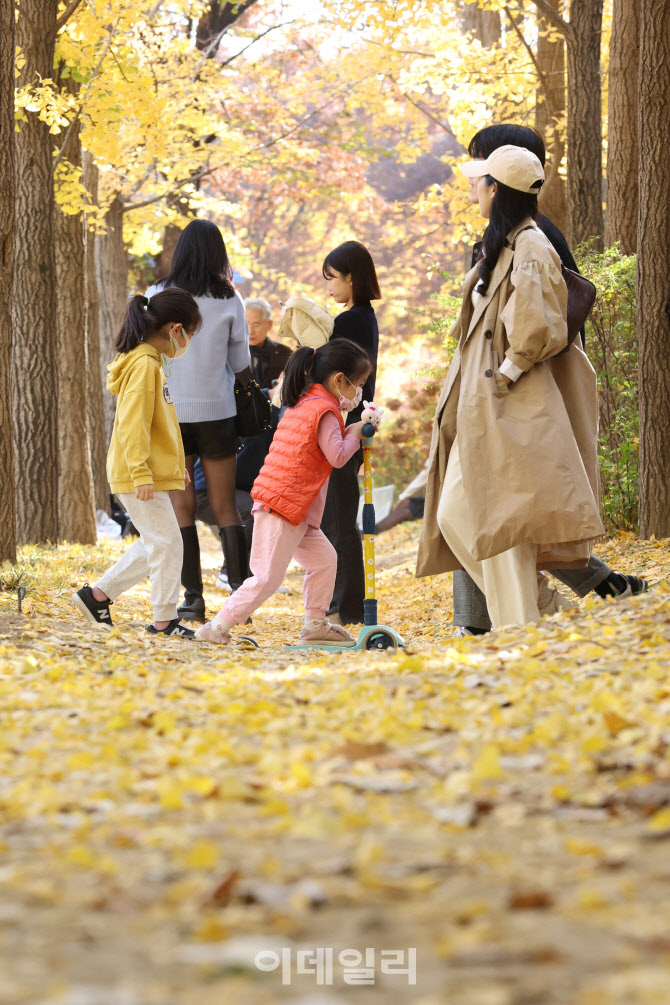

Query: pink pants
213;509;337;629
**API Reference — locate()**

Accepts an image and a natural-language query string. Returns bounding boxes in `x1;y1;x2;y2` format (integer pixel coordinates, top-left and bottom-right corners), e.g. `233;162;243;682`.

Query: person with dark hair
320;240;381;625
72;289;201;638
195;339;372;646
451;124;648;636
416;145;604;628
146;219;252;623
468;125;580;298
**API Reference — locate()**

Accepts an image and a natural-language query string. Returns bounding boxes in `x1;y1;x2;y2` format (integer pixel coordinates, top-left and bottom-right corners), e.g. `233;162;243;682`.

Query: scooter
280;419;406;652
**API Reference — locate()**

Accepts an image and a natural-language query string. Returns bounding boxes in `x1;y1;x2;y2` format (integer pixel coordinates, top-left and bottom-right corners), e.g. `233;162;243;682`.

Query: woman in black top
320;240;381;625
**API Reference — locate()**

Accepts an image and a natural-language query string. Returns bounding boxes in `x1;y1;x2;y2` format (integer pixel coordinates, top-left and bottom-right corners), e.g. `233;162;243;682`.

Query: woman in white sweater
146;219;251;621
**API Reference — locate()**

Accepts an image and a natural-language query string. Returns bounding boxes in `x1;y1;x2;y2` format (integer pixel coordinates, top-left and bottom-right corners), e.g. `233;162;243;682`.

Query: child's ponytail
115;288;202;353
282;338;370;408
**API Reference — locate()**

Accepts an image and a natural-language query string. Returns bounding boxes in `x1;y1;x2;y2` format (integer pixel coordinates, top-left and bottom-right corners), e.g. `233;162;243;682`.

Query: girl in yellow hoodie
72;289;201;637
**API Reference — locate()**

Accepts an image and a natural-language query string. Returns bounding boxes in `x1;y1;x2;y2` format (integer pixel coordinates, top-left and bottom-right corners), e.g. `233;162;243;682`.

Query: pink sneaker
195;621;232;645
298;620;355;645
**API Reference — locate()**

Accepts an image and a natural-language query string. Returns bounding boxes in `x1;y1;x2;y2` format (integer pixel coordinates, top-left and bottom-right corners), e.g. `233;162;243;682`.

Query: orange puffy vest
251;383;344;526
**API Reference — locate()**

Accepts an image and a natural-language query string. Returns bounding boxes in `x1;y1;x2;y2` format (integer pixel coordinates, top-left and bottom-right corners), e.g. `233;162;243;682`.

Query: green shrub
579;245;638;532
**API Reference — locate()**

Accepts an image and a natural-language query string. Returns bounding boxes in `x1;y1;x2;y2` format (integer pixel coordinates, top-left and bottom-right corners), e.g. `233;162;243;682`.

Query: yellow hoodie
106;344;185;493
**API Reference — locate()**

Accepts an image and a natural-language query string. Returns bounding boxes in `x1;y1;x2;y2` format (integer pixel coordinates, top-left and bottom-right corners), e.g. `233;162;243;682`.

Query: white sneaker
453;626;476;638
538;578;575;615
215;571;232;592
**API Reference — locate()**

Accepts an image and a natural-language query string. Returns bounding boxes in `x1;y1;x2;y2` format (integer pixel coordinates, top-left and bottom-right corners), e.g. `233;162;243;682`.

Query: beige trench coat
416;219;604;579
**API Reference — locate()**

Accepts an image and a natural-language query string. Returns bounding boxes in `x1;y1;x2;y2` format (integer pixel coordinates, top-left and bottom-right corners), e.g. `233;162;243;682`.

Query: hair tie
312;347;316;356
145;296;150;309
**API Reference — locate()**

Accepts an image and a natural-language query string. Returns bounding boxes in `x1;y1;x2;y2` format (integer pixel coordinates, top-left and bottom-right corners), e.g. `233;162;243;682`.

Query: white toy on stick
360;401;384;430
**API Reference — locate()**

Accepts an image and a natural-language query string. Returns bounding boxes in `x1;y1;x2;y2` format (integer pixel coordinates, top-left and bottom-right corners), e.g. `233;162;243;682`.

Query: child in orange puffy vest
196;338;372;646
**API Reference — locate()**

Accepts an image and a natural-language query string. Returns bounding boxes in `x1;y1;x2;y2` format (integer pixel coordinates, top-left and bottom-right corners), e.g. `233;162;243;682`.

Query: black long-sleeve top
331;302;379;423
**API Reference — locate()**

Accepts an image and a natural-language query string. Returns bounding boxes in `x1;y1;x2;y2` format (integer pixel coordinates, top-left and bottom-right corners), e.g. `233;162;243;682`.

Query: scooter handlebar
362;423;376;438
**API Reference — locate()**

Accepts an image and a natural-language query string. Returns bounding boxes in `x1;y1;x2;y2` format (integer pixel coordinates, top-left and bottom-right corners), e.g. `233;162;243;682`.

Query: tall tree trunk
13;0;60;545
0;0;16;563
606;0;640;254
566;0;604;249
53;80;97;544
535;0;569;238
96;194;127;445
637;0;670;537
83;152;109;513
154;220;186;281
460;5;501;46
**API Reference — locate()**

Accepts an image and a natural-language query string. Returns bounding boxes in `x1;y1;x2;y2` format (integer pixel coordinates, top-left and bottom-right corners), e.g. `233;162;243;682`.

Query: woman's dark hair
161;219;235;299
477;177;538;294
115;288;202;353
322;240;381;303
282;338;371;408
468;124;546;167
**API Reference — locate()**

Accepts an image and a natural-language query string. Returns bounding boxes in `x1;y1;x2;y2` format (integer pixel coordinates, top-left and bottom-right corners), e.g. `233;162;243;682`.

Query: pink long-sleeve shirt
252;411;360;528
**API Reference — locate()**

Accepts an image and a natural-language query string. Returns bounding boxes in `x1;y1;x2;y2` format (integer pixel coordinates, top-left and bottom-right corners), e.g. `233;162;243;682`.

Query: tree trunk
460;5;501;46
83;152;109;513
566;0;604;249
195;0;259;50
637;0;670;537
606;0;640;254
154;221;185;281
535;0;569;238
13;0;60;545
53;79;97;545
0;0;16;563
96;194;127;445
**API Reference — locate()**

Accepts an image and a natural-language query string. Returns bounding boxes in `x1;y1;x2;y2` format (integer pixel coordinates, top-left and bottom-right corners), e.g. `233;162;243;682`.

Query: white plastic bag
96;509;122;540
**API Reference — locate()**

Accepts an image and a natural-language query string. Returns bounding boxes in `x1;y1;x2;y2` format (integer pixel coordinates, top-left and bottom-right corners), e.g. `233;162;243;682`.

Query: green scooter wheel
365;630;398;651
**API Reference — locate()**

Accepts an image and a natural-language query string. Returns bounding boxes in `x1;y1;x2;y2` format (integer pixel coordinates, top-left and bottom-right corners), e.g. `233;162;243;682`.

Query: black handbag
559;264;597;354
234;378;272;437
511;226;596;355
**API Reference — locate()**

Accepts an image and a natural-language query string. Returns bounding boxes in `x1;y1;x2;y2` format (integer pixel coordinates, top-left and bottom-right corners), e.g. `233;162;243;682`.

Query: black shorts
179;418;240;460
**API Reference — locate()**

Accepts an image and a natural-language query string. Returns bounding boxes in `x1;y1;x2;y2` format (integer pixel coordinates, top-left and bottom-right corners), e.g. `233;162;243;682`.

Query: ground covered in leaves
2;525;670;1005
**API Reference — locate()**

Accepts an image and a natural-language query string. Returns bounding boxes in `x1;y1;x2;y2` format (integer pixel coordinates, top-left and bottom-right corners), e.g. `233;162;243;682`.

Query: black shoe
146;619;195;638
623;574;649;596
219;525;250;592
595;571;649;599
71;585;113;627
178;592;206;621
177;526;206;621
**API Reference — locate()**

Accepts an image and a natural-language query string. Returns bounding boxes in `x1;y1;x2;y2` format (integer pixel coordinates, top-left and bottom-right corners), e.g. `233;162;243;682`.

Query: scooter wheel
365;630;398;651
238;635;259;649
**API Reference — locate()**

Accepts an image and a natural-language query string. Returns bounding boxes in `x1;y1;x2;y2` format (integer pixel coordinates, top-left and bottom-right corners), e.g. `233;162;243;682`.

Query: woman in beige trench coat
416;144;604;628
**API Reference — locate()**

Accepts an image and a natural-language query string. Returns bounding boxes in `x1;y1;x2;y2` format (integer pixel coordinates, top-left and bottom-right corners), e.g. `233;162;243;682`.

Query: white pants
437;438;540;629
95;492;183;622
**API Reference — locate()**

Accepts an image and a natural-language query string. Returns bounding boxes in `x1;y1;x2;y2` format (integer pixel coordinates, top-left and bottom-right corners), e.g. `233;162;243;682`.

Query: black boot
177;526;206;622
219;525;250;592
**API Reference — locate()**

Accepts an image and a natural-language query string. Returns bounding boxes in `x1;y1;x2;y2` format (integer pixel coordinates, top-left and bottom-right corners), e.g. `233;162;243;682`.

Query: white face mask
169;325;191;360
338;376;363;412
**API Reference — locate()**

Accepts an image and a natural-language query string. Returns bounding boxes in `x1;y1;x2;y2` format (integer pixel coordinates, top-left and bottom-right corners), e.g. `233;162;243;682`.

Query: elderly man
245;297;292;391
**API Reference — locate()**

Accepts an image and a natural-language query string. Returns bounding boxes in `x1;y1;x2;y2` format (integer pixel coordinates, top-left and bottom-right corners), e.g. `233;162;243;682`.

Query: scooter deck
237;623;405;652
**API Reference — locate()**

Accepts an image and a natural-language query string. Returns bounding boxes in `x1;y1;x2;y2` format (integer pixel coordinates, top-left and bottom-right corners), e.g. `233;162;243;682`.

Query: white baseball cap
460;143;544;194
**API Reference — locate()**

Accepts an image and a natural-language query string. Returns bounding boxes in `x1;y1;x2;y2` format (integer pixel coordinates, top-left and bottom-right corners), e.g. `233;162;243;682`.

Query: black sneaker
620;574;649;597
71;585;113;626
146;619;195;638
